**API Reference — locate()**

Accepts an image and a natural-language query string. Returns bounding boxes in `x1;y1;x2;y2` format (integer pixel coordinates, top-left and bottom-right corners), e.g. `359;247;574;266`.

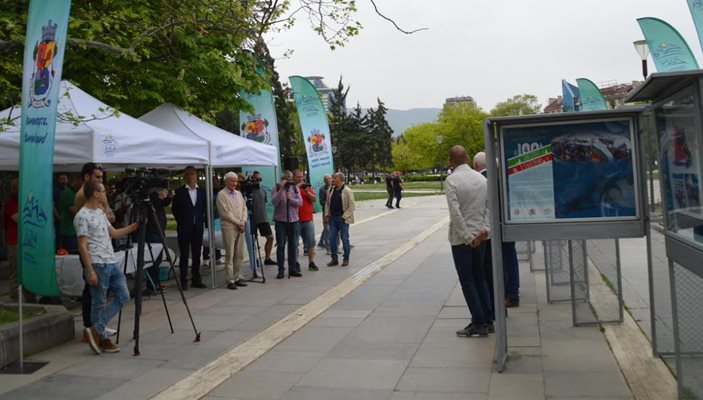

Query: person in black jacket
172;166;207;289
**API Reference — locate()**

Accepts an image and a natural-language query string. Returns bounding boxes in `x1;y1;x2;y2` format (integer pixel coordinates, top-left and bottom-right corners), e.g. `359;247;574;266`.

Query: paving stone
488;373;544;399
396;367;491;393
209;369;306;400
0;374;127;400
280;387;393;400
544;370;632;397
297;358;408;390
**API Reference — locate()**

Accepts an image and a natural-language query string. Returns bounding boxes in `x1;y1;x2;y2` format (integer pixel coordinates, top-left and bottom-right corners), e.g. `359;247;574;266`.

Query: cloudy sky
268;0;700;111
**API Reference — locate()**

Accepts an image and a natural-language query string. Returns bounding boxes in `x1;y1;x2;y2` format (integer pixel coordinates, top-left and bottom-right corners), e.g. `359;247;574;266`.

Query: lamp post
633;40;650;80
435;134;444;191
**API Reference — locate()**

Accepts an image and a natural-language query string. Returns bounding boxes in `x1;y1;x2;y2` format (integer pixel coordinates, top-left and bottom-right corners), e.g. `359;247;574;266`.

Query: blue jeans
318;221;330;248
275;221;299;272
89;262;130;339
329;216;350;262
451;242;493;325
502;242;520;301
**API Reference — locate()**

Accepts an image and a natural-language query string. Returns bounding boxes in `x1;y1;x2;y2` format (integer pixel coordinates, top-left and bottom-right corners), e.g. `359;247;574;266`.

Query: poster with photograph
656;86;703;246
502;119;637;222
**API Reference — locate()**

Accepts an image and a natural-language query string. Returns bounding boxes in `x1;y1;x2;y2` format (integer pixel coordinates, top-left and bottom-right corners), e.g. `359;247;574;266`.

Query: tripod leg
116;247;131;345
151;207;201;342
146;241;174;334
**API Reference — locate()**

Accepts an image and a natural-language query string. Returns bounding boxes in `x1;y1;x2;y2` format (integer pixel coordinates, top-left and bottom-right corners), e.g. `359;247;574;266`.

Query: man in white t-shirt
75;180;137;355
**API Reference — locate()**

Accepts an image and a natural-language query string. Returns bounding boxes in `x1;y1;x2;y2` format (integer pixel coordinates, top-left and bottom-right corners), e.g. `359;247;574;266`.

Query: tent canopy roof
0;81;209;171
140;103;278;168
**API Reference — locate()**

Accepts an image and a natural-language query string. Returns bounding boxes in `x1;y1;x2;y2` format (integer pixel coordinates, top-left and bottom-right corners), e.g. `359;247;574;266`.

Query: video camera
240;176;261;197
122;168;169;198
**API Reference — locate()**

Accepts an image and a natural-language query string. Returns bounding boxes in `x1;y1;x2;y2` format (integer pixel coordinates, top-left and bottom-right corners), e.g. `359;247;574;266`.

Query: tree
365;98;394;171
437;102;488;159
391;123;436;171
1;0;425;120
490;94;541;117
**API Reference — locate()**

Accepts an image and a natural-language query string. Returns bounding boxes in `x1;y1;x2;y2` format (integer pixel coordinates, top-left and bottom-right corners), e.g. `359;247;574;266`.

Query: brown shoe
227;282;238;290
85;327;101;355
505;298;520;308
341;260;349;267
235;280;248;287
99;337;120;353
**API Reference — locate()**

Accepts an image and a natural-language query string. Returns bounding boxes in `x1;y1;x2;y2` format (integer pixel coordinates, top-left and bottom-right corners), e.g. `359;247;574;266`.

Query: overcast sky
268;0;700;112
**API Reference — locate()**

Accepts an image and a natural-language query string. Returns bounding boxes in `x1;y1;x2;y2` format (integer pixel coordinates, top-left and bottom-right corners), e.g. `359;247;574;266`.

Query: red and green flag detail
507;145;553;176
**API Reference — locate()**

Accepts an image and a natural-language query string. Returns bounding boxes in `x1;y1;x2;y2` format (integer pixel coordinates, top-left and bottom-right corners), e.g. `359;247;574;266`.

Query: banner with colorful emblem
19;0;72;296
239;88;281;223
289;76;335;212
686;0;703;54
637;17;699;72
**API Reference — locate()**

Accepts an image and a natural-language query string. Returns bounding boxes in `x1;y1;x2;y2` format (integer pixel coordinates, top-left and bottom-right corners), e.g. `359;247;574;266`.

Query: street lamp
633;40;650;80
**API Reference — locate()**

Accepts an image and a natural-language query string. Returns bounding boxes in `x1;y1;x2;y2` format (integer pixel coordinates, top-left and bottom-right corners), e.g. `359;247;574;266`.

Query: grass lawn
355;181;444;190
353;191;437;202
0;307;46;325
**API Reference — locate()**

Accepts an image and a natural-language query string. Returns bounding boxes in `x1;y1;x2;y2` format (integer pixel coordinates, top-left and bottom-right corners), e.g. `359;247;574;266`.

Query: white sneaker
105;327;117;336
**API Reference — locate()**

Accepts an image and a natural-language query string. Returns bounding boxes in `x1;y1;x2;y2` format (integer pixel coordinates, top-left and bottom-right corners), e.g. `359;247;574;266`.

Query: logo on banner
29;20;60;109
21;192;48;260
307;129;327;155
241;114;270;144
103;135;117;155
215;145;224;159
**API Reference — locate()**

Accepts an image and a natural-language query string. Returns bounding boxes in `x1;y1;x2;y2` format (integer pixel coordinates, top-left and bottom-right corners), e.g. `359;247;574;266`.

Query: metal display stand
626;71;703;399
485;108;649;372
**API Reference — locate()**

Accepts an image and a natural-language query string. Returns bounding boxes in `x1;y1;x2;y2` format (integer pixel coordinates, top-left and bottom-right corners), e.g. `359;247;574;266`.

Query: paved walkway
0;196;644;399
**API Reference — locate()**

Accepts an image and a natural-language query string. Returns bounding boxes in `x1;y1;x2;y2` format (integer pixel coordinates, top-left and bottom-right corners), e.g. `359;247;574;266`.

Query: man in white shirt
75;181;137;354
444;145;493;337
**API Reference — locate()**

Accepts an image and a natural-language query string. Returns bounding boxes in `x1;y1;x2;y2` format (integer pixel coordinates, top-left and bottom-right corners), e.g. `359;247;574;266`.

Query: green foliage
328;77;393;174
391;123;436;171
490;94;541;117
436;102;488;159
0;0;362;118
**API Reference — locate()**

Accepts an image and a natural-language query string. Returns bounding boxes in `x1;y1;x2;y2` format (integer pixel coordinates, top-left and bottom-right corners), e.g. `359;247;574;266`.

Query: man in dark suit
172;166;207;289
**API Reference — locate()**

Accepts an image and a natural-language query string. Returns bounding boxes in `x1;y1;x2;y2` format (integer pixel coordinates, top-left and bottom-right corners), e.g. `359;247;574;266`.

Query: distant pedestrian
324;172;355;267
392;171;404;208
385;171;394;208
445;145;492;338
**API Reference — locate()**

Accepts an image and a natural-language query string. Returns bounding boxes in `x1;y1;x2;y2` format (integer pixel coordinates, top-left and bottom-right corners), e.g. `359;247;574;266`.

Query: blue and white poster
502;120;637;221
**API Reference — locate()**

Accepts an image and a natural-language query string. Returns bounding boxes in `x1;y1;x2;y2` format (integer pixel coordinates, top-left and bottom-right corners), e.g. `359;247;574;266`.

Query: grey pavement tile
329;337;420;361
95;368;192;400
348;315;435;344
488;372;544;399
437;306;470;319
411;343;495;368
546;398;633;400
275;326;354;352
197;329;256;350
248;350;325;373
209;369;306;400
332;285;395;309
542;339;619;372
373;304;444;317
501;349;543;374
544;370;632;398
297;358;408;390
396;367;491;393
159;346;227;370
307;316;366;328
538;321;604;341
319;309;372;319
58;356;164;379
280;387;393;400
0;373;128;400
389;393;487;400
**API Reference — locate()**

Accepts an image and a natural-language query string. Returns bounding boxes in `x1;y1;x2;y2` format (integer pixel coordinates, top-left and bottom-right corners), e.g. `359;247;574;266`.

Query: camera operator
272;170;302;279
144;187;171;295
244;171;277;267
295;170;318;271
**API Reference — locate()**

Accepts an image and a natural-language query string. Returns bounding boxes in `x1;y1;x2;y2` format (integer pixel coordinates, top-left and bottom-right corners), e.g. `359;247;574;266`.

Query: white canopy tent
139;103;278;167
0;81;209;170
140;103;279;287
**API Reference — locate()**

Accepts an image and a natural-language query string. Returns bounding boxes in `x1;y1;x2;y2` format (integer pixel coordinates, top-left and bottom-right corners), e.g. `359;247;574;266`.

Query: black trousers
178;226;203;284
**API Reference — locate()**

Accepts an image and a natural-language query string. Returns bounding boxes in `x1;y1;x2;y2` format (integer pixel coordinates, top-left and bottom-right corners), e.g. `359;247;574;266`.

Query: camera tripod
116;192;201;356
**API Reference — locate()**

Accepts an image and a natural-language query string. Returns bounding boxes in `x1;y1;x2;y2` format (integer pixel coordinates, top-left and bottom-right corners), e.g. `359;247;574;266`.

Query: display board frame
489;109;647;242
